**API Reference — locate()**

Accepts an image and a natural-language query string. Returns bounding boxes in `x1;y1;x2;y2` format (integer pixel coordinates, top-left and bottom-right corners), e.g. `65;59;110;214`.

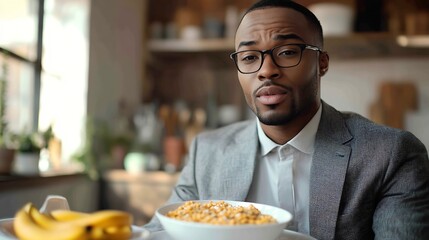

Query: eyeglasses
230;43;322;74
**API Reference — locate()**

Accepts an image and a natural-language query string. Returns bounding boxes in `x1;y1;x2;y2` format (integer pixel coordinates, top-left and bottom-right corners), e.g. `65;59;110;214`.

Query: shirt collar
257;119;280;156
257;104;323;156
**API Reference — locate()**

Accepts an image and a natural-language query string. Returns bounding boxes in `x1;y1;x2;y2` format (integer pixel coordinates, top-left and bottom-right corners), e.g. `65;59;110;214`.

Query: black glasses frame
230;43;322;74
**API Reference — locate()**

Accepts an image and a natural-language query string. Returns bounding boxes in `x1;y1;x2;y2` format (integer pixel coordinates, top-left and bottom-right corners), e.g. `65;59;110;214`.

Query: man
144;0;429;239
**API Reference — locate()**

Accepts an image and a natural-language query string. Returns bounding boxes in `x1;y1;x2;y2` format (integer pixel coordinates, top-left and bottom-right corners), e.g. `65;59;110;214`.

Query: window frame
0;0;45;132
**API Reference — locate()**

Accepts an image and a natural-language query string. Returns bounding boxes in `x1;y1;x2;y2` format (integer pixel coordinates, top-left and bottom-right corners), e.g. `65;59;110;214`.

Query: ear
319;51;329;77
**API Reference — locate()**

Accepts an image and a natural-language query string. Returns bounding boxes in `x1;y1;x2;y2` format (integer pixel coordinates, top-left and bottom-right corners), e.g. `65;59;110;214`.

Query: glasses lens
273;45;302;68
234;50;262;73
232;44;305;73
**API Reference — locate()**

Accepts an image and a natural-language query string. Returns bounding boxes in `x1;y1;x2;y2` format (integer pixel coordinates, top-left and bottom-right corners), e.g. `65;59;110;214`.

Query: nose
257;54;281;81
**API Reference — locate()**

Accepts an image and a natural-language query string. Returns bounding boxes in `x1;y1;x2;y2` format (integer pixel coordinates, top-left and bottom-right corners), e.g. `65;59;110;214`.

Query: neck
261;102;320;144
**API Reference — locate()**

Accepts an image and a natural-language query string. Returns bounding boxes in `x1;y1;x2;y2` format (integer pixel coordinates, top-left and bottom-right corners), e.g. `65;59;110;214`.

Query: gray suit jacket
144;101;429;240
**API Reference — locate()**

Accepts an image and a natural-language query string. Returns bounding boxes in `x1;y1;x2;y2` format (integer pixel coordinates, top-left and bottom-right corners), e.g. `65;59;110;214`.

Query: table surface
148;230;316;240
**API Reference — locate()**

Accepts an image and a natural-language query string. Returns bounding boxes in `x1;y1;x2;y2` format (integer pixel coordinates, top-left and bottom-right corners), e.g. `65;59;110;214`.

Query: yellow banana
28;204;61;229
51;209;132;239
13;202;132;240
89;225;132;240
66;210;132;229
51;210;89;221
79;211;132;240
14;203;87;240
78;211;132;240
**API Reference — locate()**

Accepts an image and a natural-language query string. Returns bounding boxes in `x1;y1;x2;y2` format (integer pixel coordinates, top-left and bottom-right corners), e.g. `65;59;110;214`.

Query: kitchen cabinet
143;0;429;129
144;33;429;129
144;38;245;129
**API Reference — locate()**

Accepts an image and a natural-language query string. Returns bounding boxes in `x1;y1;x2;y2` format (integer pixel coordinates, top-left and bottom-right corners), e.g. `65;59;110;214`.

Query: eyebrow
237;40;256;49
237;33;305;50
273;33;304;42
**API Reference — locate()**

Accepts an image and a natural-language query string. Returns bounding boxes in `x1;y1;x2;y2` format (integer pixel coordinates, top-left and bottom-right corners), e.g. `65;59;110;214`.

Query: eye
277;48;298;57
237;51;260;64
276;46;301;58
242;55;258;62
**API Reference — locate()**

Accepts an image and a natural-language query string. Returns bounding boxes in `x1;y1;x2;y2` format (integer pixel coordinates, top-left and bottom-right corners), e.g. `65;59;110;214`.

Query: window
0;0;38;132
0;0;89;165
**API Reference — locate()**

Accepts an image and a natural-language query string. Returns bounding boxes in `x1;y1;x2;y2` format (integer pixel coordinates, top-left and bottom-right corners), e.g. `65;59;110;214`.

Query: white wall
87;0;147;122
322;56;429;149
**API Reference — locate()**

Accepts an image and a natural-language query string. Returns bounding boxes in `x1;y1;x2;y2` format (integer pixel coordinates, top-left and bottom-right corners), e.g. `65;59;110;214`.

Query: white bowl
155;200;293;240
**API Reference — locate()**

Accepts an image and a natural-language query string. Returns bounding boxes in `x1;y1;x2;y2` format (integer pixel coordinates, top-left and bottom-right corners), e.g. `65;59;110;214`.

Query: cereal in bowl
166;201;277;225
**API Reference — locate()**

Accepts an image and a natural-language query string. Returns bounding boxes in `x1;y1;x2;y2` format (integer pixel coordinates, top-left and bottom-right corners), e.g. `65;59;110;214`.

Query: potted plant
0;54;15;175
11;131;45;175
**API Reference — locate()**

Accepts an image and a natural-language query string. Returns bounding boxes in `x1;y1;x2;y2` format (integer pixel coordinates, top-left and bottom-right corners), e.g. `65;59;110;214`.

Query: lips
255;86;289;105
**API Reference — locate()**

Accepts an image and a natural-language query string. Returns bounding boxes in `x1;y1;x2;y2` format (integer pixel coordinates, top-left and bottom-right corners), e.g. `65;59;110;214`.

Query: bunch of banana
13;203;133;240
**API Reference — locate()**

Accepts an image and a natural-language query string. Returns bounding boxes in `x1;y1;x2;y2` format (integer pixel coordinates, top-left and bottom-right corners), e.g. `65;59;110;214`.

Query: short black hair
240;0;324;46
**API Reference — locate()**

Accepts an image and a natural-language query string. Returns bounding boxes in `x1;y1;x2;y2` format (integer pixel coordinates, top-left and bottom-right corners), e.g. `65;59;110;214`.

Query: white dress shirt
246;105;322;234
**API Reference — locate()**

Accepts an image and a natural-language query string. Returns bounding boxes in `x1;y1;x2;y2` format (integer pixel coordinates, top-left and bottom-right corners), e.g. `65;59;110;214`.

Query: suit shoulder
192;120;255;149
198;120;255;141
341;111;424;147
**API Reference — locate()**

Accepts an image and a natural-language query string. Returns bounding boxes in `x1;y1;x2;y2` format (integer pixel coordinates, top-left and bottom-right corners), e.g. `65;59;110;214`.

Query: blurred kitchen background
0;0;429;226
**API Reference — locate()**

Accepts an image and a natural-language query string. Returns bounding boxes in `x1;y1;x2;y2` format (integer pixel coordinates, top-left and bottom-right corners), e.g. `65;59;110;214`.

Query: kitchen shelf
147;33;429;58
324;33;429;58
396;35;429;48
148;38;234;53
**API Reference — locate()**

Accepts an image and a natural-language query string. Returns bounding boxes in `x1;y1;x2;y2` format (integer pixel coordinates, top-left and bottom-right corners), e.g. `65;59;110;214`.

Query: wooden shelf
148;38;234;53
147;33;429;58
396;35;429;48
324;33;429;58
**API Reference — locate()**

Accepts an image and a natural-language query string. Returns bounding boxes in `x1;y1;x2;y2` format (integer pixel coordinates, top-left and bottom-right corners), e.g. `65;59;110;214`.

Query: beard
249;76;319;126
253;102;297;125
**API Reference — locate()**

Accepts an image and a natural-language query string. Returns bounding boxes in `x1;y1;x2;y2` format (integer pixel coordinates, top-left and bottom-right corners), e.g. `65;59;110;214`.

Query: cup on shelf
181;25;202;40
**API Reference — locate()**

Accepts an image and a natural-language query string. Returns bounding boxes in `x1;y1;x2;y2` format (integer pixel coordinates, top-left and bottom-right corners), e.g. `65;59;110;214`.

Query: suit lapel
222;120;259;200
309;102;352;239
